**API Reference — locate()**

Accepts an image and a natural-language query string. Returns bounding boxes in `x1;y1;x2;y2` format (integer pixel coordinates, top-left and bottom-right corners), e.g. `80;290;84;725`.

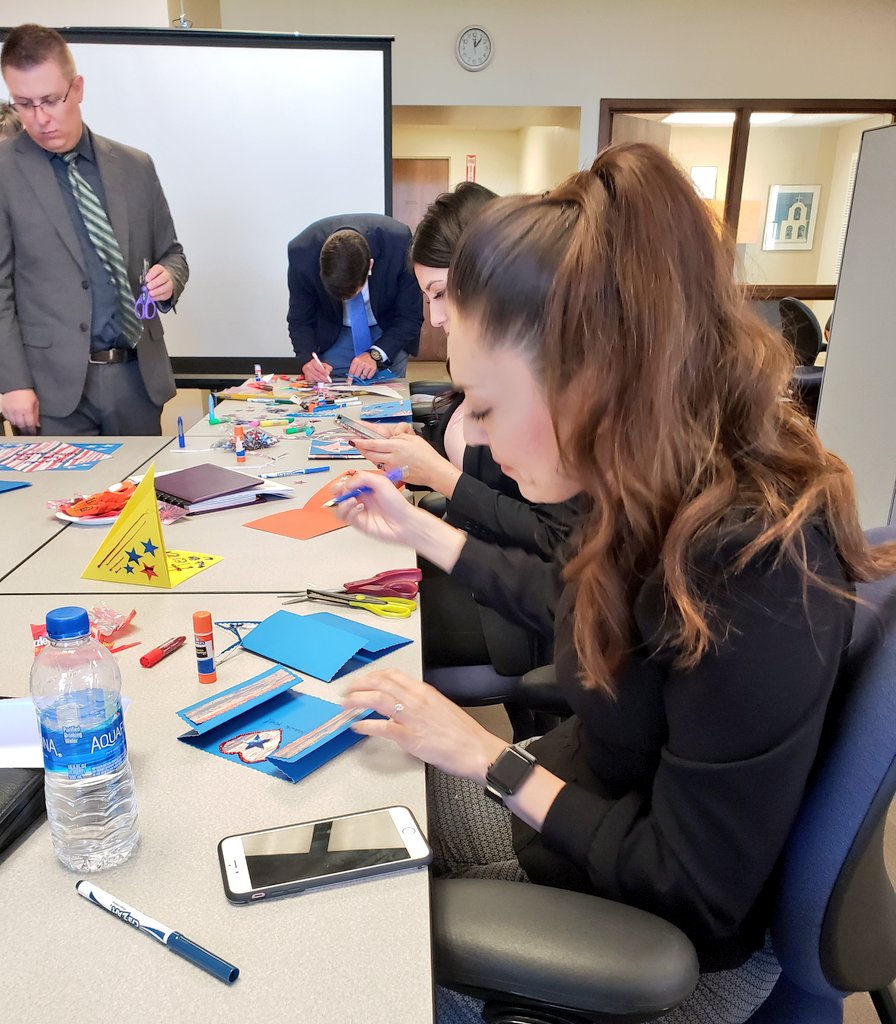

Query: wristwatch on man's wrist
368;347;386;366
485;743;537;804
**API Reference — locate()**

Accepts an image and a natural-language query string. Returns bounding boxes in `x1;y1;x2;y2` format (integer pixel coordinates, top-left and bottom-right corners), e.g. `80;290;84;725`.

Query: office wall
2;1;168;27
519;126;580;193
393;126;522;194
220;0;896;165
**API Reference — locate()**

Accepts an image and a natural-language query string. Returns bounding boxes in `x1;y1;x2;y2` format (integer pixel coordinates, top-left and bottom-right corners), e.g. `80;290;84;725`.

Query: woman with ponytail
335;143;896;1023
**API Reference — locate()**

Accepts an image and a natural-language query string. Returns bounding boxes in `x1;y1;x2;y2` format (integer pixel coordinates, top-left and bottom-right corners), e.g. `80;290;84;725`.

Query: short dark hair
411;182;497;269
1;24;77;79
0;102;23;139
319;229;371;301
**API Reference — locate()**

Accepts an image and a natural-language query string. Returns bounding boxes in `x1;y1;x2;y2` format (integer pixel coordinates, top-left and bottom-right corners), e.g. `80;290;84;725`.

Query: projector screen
58;28;391;370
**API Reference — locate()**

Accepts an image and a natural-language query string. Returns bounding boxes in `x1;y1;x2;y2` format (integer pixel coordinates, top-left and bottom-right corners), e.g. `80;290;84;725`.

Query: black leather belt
88;348;137;364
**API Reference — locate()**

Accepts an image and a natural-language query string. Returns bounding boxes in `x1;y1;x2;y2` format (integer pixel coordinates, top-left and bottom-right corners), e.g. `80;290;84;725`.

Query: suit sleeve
0;174;33;394
287;244;319;366
374;254;423;364
146;156;188;312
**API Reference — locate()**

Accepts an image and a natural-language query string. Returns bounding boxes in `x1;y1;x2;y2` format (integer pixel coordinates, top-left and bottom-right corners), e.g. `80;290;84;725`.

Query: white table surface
0;437;171;582
1;593;432;1023
0;436;417;596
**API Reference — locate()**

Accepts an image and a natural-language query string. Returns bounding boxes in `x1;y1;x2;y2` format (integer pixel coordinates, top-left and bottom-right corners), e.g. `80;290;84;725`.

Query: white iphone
217;805;432;904
335;413;383;440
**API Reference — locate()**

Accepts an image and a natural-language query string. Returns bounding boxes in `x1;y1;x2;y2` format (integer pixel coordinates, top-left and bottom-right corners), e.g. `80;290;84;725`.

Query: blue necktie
347;291;373;357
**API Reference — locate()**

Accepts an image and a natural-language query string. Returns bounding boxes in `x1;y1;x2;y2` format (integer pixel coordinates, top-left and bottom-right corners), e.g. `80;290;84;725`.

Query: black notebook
153;464;262;510
0;697;45;858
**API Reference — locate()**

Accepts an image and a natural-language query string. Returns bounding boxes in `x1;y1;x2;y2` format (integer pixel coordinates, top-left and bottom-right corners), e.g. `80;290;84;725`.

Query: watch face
457;26;493;71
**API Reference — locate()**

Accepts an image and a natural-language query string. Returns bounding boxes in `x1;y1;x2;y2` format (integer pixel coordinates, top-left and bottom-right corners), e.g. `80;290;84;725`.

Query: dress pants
38;359;163;435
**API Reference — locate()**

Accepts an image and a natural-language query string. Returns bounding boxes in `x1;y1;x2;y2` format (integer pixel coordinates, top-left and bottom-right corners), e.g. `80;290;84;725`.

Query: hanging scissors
342;568;422;599
277;590;416;619
214;620;263;664
134;258;157;320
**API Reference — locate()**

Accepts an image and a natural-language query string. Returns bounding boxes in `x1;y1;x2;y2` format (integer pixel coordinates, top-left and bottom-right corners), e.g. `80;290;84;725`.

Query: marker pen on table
258;419;293;428
260;466;330;479
311;351;332;384
176;416;185;449
75;881;238;984
233;425;246;464
323;466;404;507
140;635;187;668
208;394;220;425
193;610;217;684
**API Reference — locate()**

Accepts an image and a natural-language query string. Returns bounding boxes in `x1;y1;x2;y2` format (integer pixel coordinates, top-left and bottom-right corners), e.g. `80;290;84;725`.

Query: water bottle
30;606;139;872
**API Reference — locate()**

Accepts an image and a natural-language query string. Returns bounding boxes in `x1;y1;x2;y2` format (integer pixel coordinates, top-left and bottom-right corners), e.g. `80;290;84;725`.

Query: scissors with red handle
342;568;422;599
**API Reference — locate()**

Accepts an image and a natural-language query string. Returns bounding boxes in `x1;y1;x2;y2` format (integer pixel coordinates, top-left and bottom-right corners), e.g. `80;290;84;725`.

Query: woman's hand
353;433;462;495
332;470;468;571
342;668;507;782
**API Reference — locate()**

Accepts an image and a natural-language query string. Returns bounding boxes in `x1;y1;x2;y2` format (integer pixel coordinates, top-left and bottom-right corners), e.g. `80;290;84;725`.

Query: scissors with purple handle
134;258;157;320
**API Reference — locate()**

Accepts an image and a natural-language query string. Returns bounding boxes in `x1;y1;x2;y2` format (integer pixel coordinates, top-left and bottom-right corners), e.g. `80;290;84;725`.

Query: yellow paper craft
166;549;223;583
81;465;221;588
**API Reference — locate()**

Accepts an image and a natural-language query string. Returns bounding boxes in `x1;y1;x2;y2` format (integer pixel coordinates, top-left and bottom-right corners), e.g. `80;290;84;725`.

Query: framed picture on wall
763;184;821;251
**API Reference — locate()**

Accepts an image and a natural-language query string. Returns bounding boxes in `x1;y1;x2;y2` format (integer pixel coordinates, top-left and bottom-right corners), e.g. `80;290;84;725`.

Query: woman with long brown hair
334;143;895;1023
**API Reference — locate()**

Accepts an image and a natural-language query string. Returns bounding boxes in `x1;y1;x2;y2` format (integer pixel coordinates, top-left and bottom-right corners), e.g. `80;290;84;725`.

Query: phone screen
242;808;411;889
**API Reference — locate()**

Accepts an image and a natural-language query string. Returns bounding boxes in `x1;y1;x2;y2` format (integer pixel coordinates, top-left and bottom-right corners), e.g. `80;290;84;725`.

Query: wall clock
456;26;493;72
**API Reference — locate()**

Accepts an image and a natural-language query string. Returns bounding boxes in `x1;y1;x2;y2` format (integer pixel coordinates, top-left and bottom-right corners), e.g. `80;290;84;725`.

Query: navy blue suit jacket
286;213;423;367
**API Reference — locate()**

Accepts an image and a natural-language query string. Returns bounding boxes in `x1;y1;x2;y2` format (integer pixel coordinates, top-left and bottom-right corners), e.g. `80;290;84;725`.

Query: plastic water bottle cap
45;606;91;641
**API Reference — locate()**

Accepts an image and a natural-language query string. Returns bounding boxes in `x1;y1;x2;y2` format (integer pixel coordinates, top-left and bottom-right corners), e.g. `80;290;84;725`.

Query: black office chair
433;526;896;1024
779;296;823;367
410;379;453;425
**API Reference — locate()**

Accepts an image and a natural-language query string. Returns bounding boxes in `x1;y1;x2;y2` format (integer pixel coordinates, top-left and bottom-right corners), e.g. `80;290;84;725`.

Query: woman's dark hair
449;142;896;693
411;182;497;269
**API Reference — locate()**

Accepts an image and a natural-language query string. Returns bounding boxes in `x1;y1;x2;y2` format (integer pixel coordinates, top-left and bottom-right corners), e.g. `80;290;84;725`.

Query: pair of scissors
214;620;262;663
278;590;416;619
134;258;157;320
343;568;422;599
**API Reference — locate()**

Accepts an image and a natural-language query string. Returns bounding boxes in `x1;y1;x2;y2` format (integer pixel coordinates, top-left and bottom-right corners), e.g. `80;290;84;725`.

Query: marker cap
167;932;239;984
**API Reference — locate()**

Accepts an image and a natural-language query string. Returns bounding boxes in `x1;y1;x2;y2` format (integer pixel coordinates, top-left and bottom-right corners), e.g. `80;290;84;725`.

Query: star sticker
140;563;158;580
142;538;159;556
126;547;141;563
124;564;135;575
244;734;268;751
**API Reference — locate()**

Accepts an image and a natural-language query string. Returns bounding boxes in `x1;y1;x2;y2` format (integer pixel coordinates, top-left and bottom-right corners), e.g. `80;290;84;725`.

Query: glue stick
193;610;217;684
254;363;262;381
233;425;246;464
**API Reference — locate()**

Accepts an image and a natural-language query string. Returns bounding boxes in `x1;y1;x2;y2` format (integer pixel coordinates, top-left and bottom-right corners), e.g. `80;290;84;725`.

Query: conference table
0;436;169;581
0;411;435;1023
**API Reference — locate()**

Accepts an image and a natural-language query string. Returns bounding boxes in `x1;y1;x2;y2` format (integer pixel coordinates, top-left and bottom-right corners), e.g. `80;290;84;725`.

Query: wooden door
392;158;450;361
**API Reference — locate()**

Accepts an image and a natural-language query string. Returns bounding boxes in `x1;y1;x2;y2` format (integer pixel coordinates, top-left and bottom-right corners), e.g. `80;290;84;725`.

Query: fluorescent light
661;111;794;127
748;112;794;125
662;112;735;126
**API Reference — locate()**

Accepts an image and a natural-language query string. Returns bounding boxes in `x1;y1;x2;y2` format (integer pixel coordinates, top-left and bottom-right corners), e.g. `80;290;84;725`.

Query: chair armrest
432;878;699;1017
516;664;571;716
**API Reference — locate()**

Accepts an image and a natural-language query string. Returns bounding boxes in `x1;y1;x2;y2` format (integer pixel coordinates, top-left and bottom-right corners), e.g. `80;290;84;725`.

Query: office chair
433;526;896;1023
779;297;824;367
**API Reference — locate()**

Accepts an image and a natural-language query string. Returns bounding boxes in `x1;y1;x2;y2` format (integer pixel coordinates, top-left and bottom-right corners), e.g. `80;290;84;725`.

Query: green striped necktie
62;151;143;348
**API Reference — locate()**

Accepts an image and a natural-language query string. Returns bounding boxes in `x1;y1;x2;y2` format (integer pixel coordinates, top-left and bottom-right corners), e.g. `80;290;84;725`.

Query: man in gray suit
0;24;188;435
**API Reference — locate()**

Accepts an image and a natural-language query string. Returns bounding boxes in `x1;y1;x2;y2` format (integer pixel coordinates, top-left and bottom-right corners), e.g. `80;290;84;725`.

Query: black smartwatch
485;743;537;804
368;347;386;366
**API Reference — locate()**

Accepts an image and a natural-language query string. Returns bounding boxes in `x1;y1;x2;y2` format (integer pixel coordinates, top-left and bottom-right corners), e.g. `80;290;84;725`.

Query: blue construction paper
239;609;412;682
177;667;302;736
0;479;32;494
176;664;375;783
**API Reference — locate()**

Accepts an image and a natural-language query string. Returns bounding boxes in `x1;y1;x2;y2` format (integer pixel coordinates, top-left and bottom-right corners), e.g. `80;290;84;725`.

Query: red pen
140;635;187;668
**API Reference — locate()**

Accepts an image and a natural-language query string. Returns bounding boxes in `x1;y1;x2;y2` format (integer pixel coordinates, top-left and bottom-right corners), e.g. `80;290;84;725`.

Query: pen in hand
75;880;239;984
310;351;332;384
323;466;405;507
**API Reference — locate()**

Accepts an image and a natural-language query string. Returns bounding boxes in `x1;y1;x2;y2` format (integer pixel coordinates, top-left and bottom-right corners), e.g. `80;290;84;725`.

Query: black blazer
286;213;423;366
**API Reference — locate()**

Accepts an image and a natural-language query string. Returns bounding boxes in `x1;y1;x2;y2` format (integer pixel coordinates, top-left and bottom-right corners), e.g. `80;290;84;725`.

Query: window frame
598;99;896;299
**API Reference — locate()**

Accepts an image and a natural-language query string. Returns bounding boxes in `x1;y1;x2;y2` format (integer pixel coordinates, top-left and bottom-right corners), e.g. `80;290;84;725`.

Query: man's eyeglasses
8;80;75;116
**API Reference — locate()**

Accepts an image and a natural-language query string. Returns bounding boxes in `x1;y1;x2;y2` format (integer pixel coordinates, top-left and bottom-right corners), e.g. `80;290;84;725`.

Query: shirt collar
52;126;94;164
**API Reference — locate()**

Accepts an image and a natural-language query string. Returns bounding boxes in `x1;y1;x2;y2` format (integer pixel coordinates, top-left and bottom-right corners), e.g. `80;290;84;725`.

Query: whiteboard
63;29;390;365
816;123;896;527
